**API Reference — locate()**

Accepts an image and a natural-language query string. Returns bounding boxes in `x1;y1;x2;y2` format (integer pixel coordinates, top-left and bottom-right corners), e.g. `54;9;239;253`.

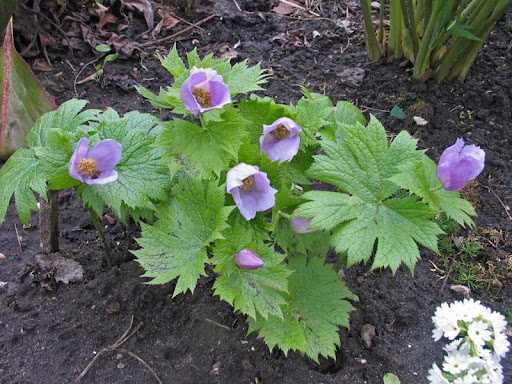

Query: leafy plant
1;47;482;362
94;44;119;81
383;373;401;384
360;0;510;81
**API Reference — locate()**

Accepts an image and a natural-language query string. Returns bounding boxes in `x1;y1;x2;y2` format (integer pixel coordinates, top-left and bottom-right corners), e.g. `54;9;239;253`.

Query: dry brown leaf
152;8;180;38
273;0;300;15
94;3;118;29
122;0;155;30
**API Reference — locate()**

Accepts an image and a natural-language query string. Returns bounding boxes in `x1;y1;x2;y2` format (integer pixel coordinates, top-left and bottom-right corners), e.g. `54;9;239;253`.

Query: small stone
371;1;380;9
116;353;123;360
0;253;6;262
210;361;221;375
117;362;125;369
339;67;366;87
450;284;471;298
413;116;429;126
35;253;84;284
360;324;376;349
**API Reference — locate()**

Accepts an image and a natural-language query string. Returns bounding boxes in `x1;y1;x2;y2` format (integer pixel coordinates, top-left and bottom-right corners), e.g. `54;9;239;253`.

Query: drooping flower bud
437;138;485;191
235;249;264;270
68;138;122;185
289;217;312;234
180;67;231;115
226;163;277;220
259;117;301;162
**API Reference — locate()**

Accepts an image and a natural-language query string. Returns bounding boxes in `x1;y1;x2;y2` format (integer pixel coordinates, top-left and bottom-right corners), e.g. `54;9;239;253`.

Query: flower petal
68;137;89;182
226;163;259;192
84;170;119;185
290;217;312;234
87;139;122;173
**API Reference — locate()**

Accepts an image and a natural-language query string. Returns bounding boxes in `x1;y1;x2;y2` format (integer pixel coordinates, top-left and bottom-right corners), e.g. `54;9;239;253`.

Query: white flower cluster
428;299;510;384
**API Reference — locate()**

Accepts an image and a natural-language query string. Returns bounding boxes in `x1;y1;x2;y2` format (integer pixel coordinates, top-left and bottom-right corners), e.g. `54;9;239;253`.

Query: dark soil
1;1;511;383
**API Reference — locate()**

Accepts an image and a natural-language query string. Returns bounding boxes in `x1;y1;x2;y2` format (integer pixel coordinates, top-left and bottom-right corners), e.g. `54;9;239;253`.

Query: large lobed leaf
133;178;232;296
137;45;268;114
78;109;170;219
249;255;356;361
159;108;248;177
295;118;445;272
0;99;94;224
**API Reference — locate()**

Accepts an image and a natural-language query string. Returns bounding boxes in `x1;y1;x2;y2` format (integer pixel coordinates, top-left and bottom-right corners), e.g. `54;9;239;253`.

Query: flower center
240;176;256;192
78;158;100;178
270;124;289;140
191;86;212;108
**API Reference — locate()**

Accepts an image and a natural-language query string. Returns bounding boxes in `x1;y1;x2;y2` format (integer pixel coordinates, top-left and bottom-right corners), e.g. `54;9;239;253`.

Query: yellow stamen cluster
191;87;212;108
270;124;289;140
240;176;256;192
78;158;99;178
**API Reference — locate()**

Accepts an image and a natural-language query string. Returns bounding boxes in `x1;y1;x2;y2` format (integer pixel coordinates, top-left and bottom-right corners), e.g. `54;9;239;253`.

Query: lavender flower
227;163;277;220
437;138;485;191
235;249;264;270
290;217;312;234
68;138;122;185
260;117;301;162
180;68;231;115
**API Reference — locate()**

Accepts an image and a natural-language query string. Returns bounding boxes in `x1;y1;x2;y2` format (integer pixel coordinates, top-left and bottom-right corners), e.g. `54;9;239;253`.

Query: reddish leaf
152;7;180;38
0;19;55;160
122;0;154;30
94;3;118;30
0;0;16;38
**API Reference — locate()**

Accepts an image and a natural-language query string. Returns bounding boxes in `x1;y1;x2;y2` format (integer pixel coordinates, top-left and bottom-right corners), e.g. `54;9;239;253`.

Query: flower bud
235;249;264;270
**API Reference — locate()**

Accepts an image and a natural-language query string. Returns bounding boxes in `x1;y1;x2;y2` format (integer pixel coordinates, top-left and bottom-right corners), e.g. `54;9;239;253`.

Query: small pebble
117;362;126;369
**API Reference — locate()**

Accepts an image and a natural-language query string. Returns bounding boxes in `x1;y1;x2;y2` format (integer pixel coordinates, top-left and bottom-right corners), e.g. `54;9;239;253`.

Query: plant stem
40;190;60;254
400;0;419;58
89;209;113;266
389;0;403;59
378;0;385;46
360;0;382;62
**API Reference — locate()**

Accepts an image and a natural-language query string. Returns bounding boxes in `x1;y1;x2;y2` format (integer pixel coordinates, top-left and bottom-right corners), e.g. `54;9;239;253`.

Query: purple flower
290;217;312;234
68;138;122;185
437;138;485;191
227;163;277;220
259;117;301;162
180;67;231;116
235;249;264;270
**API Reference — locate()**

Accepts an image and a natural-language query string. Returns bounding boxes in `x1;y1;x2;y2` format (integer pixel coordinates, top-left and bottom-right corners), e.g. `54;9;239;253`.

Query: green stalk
89;208;113;266
434;0;496;82
378;0;385;46
389;0;403;58
413;0;446;79
400;0;419;58
453;0;509;81
360;0;382;61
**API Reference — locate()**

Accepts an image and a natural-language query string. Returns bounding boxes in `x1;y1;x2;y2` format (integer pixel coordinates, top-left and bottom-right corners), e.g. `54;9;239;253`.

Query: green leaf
448;21;482;42
390;105;407;120
296;117;444;272
273;214;332;258
160;108;247;176
95;44;112;53
78;110;170;218
133;178;231;295
239;95;293;142
26;99;98;147
383;373;401;384
249;255;356;361
0;148;47;223
296;193;442;272
309;116;421;202
140;46;268;114
390;157;475;227
1;19;55;159
293;89;334;146
212;221;291;319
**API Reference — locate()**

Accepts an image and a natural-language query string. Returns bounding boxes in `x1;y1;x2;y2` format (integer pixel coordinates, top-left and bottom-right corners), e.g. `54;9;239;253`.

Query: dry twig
75;316;162;384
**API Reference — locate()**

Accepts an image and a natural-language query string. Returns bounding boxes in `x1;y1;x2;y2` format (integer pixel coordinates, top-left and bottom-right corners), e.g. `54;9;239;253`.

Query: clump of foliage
0;47;483;362
360;0;510;82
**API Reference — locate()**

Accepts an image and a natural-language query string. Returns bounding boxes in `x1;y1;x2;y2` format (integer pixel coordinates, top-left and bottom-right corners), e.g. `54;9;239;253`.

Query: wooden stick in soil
89;209;113;266
75;316;163;384
40;190;59;254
